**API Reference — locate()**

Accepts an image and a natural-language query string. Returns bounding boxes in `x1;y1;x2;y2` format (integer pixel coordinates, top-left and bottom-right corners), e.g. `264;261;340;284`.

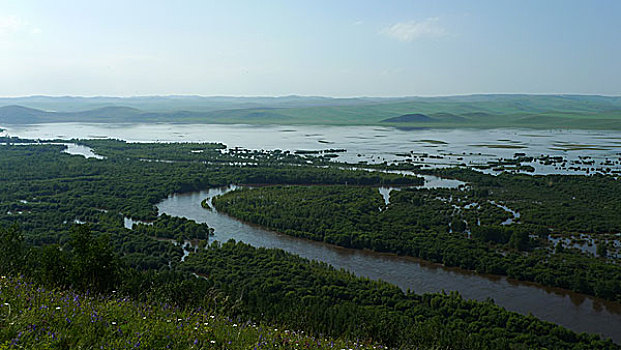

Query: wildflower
210;340;216;344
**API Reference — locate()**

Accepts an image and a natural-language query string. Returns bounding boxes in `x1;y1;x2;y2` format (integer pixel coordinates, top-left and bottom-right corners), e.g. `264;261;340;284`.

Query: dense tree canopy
213;183;621;301
0;139;619;348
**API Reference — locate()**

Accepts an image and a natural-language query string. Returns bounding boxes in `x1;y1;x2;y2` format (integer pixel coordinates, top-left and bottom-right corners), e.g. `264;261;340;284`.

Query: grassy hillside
0;275;381;350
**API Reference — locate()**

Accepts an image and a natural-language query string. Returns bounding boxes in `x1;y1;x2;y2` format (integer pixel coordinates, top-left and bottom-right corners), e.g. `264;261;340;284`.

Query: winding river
157;185;621;343
5;123;621;341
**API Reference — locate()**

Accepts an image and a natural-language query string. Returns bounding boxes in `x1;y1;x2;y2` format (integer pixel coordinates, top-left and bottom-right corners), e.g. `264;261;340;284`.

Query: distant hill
0;105;48;116
462;112;492;118
239;111;289;120
73;106;141;117
381;112;469;123
0;105;292;124
0;105;143;123
0;94;620;129
430;112;466;122
0;105;52;123
0;95;382;113
381;113;433;123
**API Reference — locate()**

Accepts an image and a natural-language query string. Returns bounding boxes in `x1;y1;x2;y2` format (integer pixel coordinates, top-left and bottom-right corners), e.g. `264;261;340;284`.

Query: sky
0;0;620;97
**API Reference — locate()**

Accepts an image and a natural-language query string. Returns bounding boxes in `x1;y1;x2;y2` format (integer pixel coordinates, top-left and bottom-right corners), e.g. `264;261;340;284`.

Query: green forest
0;139;619;349
213;174;621;301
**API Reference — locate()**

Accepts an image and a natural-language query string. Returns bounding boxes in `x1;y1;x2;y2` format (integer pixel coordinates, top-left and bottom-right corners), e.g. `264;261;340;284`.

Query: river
157;185;621;343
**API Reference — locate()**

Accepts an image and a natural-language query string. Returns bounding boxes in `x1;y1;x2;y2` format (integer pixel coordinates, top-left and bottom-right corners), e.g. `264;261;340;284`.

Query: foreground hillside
0;275;381;350
1;232;618;349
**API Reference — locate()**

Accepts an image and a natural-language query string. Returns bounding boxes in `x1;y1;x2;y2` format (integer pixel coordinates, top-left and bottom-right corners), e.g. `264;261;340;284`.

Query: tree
509;230;530;251
596;242;608;258
0;225;27;275
37;244;70;287
68;224;120;292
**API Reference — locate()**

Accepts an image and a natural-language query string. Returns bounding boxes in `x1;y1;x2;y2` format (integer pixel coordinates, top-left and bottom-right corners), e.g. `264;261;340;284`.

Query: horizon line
1;92;620;99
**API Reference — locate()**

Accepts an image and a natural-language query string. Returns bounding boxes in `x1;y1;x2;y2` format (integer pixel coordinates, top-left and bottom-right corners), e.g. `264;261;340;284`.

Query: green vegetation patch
0;137;620;348
181;241;618;349
213;174;621;302
0;275;377;350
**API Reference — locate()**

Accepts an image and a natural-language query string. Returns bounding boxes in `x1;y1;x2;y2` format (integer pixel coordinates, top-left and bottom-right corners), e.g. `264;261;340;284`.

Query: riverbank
157;186;621;342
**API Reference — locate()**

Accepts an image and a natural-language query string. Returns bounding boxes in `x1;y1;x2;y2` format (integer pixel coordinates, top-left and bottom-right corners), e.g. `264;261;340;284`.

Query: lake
3;123;621;175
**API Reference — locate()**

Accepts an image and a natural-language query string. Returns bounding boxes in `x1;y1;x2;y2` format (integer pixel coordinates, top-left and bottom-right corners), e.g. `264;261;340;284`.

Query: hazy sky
1;0;619;97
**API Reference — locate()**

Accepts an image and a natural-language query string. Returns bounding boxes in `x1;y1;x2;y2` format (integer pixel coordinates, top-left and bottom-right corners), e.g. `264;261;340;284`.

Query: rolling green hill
1;94;620;129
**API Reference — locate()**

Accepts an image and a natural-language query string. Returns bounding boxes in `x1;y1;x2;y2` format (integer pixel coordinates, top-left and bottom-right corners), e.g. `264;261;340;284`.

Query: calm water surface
4;123;621;174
